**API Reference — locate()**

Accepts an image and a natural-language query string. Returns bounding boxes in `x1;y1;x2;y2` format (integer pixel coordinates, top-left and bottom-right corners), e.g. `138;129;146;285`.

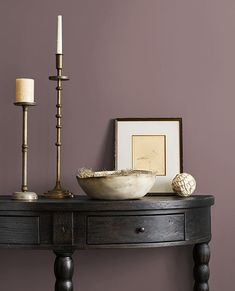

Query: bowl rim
77;170;156;180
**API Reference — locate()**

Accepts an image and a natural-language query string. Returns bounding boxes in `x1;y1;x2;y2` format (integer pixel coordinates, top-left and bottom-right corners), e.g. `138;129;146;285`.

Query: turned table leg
54;251;74;291
193;243;210;291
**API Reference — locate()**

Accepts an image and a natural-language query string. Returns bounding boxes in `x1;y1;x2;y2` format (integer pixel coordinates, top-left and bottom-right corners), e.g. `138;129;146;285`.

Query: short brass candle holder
12;102;38;201
44;54;73;199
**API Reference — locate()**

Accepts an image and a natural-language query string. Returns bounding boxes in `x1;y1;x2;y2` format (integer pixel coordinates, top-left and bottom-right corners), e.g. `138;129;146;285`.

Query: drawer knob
136;227;145;233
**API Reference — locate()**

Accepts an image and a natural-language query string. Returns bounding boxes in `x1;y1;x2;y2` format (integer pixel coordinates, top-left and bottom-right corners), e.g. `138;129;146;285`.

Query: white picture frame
115;118;183;194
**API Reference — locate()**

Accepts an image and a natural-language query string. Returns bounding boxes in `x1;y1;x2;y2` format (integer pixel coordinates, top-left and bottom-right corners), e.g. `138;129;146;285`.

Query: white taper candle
57;15;62;54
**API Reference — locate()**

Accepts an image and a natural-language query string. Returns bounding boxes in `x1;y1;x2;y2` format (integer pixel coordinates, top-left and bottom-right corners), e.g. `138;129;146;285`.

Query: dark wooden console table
0;195;214;291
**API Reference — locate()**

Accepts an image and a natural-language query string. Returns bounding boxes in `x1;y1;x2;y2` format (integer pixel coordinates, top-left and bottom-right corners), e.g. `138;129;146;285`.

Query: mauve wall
0;0;232;290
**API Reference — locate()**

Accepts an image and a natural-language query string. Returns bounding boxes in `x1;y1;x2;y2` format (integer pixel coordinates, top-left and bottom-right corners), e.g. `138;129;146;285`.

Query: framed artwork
115;118;183;193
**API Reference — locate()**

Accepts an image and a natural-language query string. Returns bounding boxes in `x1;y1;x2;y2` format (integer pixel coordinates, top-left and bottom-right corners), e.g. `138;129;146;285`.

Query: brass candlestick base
44;54;73;199
12;191;38;201
45;186;72;199
13;102;38;201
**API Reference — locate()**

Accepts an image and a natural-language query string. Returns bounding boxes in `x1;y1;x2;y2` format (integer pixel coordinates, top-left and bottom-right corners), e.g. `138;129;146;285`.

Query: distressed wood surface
0;195;214;249
0;195;214;291
87;214;185;245
0;194;214;211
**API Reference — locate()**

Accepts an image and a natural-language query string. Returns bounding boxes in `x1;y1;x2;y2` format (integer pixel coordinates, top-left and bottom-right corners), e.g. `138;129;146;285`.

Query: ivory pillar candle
57;15;62;54
16;78;34;103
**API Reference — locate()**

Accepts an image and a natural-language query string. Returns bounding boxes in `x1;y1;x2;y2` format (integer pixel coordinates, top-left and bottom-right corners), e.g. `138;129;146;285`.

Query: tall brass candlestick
45;54;73;198
13;102;37;200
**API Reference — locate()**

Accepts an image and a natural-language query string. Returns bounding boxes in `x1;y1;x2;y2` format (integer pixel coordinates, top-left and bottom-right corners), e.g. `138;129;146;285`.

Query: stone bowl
76;170;156;200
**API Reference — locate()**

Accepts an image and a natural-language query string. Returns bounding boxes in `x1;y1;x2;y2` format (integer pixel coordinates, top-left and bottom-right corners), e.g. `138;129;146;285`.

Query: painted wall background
0;0;232;290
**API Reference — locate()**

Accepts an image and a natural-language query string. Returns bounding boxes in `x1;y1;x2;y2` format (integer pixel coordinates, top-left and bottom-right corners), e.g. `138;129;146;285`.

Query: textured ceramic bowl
76;170;156;200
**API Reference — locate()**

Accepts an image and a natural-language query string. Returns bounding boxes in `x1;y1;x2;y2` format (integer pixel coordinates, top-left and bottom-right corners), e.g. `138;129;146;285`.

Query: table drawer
87;214;185;245
0;216;39;245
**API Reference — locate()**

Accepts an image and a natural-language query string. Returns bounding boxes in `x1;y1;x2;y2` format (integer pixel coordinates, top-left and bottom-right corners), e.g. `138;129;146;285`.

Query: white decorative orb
172;173;196;197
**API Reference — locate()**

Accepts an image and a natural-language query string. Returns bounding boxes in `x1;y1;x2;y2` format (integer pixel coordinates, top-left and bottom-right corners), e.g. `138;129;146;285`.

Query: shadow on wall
95;119;115;171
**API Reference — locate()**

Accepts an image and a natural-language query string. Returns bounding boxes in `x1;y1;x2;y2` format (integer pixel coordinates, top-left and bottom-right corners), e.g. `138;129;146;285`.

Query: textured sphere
172;173;196;197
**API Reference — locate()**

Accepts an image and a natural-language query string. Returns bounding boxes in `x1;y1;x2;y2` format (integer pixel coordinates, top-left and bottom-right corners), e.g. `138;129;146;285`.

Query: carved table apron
0;195;214;291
